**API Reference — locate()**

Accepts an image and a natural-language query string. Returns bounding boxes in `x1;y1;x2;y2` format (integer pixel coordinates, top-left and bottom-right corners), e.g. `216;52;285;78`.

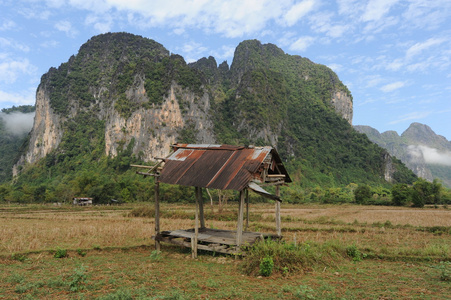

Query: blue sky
1;0;450;140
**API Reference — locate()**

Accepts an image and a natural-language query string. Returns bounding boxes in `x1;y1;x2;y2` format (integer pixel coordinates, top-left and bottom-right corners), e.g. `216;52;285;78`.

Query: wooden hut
73;197;93;206
134;143;291;257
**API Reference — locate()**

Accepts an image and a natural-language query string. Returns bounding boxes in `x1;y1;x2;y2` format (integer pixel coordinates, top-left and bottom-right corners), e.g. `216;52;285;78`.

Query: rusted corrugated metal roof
158;144;291;191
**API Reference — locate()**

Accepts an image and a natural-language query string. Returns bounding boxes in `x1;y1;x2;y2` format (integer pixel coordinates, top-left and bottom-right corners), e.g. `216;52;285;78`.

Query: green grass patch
242;239;349;276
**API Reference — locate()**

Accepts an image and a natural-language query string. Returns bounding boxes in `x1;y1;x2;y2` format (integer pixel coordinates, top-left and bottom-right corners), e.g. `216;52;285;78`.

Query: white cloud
282;0;315;26
289;36;315;52
45;0;66;9
0;38;30;52
386;58;403;71
361;0;399;22
337;0;366;19
180;41;208;63
0;20;16;31
380;81;405;92
85;14;113;33
402;0;451;30
211;45;235;62
0;58;37;84
309;12;349;38
364;75;383;88
0;88;35;107
45;0;320;38
362;15;399;34
408;145;451;166
55;20;78;37
66;0;111;13
405;38;446;60
327;63;343;72
40;40;60;48
173;28;185;35
389;111;431;125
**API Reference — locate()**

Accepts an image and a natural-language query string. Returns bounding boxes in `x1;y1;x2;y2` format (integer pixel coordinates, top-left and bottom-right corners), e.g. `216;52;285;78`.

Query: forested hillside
1;33;416;204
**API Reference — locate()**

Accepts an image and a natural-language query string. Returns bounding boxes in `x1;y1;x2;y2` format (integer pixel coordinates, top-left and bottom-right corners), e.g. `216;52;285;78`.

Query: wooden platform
153;228;281;255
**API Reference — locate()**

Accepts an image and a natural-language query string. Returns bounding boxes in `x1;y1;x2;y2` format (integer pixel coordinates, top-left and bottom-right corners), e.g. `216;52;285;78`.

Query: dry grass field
1;202;450;299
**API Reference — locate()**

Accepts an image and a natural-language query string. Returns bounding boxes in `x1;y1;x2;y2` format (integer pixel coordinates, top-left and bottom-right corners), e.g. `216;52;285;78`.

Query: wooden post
198;187;205;229
154;179;161;251
236;189;245;247
218;190;223;213
206;188;214;213
193;187;200;259
245;189;249;231
275;185;281;236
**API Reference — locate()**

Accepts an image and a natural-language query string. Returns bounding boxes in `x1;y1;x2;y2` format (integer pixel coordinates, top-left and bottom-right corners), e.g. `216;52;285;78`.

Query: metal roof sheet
158;144;291;191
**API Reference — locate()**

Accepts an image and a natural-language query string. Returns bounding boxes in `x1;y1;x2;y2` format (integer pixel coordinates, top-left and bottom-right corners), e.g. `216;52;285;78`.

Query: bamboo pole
236;189;245;247
193;187;200;259
275;185;281;236
206;188;214;212
245;189;249;231
198;187;205;229
154;179;161;251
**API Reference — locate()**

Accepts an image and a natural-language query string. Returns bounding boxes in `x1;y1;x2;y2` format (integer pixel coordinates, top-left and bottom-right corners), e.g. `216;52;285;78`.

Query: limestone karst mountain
8;32;415;192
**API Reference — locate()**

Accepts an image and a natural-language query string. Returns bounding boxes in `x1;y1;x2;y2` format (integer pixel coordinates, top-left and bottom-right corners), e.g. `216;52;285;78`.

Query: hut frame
133;144;291;257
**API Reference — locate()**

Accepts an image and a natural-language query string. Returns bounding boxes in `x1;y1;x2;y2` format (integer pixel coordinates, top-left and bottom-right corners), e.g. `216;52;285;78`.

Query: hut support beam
193;187;201;258
275;185;281;236
245;189;249;231
154;179;161;251
198;187;205;229
236;189;245;247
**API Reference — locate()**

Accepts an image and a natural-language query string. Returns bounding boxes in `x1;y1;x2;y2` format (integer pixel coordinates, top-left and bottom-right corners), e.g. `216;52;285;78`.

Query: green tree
391;183;411;206
412;179;430;208
120;187;132;202
354;184;372;204
0;184;12;202
431;179;442;205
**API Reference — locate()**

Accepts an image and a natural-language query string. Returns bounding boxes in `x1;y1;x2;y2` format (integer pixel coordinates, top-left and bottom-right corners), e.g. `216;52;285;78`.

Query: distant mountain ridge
354;123;451;187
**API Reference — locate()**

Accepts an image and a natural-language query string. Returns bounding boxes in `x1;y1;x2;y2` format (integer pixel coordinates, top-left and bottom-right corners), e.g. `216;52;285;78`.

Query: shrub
242;239;346;276
76;248;87;257
68;265;87;292
346;244;364;262
54;248;68;258
11;253;27;262
433;261;451;282
259;255;274;277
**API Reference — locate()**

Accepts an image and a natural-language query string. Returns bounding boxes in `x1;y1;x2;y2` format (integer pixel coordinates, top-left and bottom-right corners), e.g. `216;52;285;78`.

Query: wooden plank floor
160;228;280;246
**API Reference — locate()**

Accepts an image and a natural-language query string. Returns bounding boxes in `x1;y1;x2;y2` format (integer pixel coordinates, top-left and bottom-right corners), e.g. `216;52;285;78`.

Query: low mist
408;145;451;166
0;111;35;136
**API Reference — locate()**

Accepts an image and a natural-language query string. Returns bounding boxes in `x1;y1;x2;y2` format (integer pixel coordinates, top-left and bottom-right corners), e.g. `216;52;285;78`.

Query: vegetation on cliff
0;33;423;204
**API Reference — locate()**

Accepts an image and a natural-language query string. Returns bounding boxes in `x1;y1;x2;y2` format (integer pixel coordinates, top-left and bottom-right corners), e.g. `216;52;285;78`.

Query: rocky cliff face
104;83;215;160
13;85;63;176
330;90;353;124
